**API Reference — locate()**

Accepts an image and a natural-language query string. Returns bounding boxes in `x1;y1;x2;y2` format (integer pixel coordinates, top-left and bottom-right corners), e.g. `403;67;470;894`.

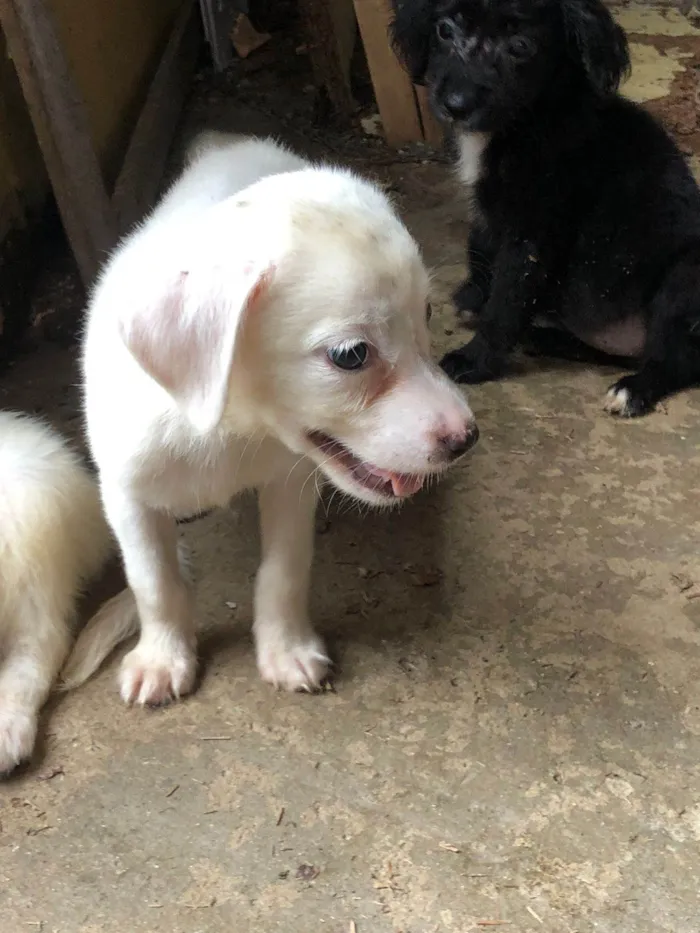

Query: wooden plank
353;0;422;146
199;0;236;72
112;0;200;235
0;0;116;286
416;86;444;148
328;0;357;90
299;0;355;117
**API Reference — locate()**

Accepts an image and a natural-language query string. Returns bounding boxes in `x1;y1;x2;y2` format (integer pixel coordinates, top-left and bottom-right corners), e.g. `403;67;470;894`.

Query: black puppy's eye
509;36;535;59
426;303;433;322
436;18;456;43
327;342;369;371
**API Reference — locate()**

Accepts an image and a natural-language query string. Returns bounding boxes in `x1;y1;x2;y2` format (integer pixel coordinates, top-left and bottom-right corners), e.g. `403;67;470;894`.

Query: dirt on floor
1;4;700;933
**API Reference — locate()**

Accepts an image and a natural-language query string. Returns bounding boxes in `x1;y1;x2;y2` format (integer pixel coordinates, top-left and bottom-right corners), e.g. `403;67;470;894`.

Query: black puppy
390;0;700;417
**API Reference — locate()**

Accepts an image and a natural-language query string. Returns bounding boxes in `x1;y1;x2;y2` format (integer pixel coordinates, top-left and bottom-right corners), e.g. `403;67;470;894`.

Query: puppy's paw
120;640;197;707
0;706;37;775
256;629;331;693
604;377;655;418
440;342;500;385
453;280;488;322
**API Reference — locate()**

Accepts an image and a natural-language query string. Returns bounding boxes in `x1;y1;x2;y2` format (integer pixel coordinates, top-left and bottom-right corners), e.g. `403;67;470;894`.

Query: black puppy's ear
562;0;630;94
389;0;434;86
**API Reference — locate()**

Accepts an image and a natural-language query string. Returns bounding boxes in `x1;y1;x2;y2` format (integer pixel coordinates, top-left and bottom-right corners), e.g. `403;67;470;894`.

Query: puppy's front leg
0;613;70;773
442;240;548;384
102;489;196;706
453;222;496;322
254;465;330;692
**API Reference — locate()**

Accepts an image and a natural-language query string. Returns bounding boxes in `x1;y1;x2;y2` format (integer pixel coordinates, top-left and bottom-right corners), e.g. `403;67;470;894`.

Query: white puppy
0;412;111;772
78;133;478;706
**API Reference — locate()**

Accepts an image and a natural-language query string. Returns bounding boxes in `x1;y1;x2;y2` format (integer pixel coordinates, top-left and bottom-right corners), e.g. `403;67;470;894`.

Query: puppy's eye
327;342;369;371
426;303;433;323
436;18;456;43
509;36;535;59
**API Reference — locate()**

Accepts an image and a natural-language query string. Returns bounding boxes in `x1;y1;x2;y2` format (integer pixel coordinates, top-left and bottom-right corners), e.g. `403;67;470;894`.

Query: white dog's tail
59;588;138;691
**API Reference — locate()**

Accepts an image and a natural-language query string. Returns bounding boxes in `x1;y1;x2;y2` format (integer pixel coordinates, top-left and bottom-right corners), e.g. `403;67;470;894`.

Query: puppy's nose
438;424;479;460
443;89;473;121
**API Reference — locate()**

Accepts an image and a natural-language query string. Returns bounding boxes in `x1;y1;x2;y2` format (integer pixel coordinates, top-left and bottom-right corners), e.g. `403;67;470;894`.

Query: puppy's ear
389;0;434;85
562;0;630;95
119;262;272;433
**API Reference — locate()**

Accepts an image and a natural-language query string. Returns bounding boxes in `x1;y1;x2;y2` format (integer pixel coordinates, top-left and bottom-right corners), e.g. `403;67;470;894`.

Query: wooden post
299;0;356;118
353;0;422;146
416;86;443;147
112;0;200;235
0;0;116;287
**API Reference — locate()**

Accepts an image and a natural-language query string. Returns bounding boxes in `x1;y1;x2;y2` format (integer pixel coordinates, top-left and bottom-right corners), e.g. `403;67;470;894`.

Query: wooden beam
112;0;200;235
328;0;358;91
299;0;356;118
353;0;422;146
0;0;116;287
416;86;443;148
199;0;236;72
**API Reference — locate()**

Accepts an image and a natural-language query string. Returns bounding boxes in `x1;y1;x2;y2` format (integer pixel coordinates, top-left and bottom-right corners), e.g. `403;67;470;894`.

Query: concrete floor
1;5;700;932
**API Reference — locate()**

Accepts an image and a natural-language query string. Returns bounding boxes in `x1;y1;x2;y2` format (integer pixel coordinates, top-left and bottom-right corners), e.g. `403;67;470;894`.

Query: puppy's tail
59;588;138;691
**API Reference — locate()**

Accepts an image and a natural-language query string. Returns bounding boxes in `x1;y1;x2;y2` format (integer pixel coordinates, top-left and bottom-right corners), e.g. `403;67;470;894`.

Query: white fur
78;133;476;703
604;386;632;416
0;412;112;772
456;130;490;186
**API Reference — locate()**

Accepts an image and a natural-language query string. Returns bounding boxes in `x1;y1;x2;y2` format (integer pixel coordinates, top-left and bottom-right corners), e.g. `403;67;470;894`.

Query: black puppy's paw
440;340;501;385
453;280;488;322
604;375;656;418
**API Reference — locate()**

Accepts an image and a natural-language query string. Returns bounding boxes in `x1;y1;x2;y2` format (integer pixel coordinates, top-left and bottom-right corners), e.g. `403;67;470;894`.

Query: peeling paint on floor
624;42;692;102
615;6;700;38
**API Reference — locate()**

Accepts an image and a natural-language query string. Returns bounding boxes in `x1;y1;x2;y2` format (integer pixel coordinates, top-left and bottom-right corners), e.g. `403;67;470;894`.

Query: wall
0;28;46;236
0;0;183;240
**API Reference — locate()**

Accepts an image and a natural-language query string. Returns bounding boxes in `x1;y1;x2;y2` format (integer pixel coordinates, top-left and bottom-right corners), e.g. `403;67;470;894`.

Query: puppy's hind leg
0;594;70;774
606;252;700;417
254;462;330;692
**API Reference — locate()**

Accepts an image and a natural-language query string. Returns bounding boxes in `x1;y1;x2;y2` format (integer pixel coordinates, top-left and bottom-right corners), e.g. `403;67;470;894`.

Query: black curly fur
390;0;700;417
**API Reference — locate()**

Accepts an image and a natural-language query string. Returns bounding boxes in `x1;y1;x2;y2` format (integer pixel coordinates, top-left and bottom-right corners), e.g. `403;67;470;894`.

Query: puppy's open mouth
307;431;424;499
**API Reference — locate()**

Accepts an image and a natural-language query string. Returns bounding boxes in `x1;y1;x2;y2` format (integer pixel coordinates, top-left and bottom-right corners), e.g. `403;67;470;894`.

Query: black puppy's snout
439;424;479;460
443;88;474;121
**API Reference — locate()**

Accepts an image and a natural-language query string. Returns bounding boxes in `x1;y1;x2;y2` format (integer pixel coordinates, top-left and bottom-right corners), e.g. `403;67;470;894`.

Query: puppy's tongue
366;465;423;498
389;473;424;498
